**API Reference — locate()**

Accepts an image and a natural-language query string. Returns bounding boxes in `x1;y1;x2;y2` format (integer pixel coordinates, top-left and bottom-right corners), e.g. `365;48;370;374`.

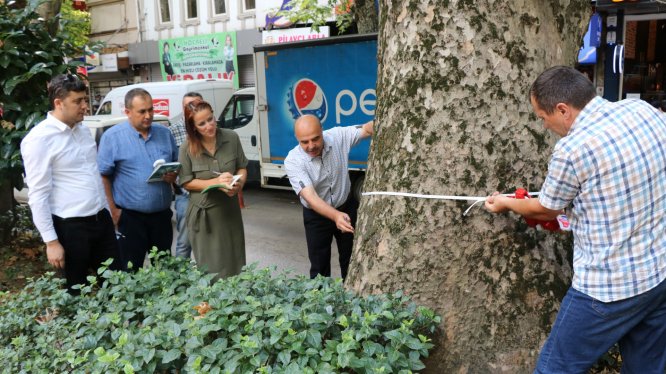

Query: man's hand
162;171;178;184
335;212;354;233
484;192;510;214
110;206;122;227
45;240;65;269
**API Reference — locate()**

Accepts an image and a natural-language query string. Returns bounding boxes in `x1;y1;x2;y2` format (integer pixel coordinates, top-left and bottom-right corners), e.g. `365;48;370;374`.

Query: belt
52;209;107;223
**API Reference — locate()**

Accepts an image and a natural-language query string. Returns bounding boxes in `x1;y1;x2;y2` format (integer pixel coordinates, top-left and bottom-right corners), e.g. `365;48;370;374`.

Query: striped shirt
539;96;666;302
284;126;362;209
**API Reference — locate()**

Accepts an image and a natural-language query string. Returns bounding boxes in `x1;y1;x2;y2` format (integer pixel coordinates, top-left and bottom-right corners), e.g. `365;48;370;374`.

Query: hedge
0;251;440;373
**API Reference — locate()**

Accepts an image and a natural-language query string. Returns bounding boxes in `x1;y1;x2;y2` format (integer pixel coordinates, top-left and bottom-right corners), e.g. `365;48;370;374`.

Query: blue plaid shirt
169;118;187;148
539;97;666;302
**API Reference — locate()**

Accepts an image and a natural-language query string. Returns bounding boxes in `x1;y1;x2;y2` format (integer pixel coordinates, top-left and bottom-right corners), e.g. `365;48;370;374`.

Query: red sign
76;66;88;77
153;98;169;117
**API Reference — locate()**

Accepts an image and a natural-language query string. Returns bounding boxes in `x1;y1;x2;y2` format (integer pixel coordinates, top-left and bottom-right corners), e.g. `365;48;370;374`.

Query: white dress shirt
21;113;107;242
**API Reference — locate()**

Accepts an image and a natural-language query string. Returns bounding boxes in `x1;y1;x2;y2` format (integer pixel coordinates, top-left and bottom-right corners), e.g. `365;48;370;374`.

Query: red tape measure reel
513;188;570;232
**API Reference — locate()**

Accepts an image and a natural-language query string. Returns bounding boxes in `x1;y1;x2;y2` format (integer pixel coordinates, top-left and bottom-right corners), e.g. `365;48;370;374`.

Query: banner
262;26;329;44
159;32;239;88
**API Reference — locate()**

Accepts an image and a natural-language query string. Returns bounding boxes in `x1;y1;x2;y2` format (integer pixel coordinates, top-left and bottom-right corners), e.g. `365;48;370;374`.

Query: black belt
52;209;107;223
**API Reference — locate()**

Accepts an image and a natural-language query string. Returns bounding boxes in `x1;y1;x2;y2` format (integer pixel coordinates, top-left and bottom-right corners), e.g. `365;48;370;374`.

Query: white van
95;79;234;123
83;114;170;144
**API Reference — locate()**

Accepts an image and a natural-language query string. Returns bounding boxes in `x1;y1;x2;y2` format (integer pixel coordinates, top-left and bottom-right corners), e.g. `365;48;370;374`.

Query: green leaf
278;350;291;366
123;362;135;374
98;351;120;363
0;54;10;68
161;349;181;364
337;352;351;368
305;330;322;348
144;348;155;364
3;75;25;95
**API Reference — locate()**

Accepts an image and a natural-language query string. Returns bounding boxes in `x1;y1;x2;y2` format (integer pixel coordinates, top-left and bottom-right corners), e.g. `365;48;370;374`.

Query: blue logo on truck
287;79;328;122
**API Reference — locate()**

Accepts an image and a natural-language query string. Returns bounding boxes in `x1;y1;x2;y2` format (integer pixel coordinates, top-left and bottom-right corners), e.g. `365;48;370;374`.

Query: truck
95;79;235;124
218;34;377;200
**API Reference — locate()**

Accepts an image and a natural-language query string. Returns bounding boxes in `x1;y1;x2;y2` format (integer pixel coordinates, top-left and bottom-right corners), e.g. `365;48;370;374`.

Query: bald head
294;114;324;157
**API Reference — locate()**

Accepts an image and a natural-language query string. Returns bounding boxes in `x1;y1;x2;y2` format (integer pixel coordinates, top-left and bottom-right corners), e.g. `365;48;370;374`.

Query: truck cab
217;87;260;181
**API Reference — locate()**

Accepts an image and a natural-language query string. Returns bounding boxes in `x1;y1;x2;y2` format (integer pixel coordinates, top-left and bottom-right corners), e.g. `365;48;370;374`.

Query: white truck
218;34;378;199
95;79;235;125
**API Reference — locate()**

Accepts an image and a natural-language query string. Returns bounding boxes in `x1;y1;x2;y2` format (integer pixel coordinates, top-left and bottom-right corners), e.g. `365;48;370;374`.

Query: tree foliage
0;0;90;176
0;0;91;240
61;0;92;51
275;0;356;33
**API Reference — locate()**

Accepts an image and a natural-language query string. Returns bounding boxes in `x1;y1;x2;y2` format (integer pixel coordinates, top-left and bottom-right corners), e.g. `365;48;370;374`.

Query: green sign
159;32;238;88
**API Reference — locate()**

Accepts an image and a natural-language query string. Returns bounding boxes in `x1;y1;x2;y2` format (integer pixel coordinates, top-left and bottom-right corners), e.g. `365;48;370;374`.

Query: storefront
595;0;666;103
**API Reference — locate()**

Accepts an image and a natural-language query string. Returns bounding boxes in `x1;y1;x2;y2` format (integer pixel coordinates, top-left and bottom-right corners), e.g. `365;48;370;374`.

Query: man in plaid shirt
486;66;666;373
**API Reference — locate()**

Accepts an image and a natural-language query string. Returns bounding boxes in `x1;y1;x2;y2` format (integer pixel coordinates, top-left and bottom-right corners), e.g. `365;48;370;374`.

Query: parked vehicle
83;114;170;145
218;34;378;198
95;79;234;124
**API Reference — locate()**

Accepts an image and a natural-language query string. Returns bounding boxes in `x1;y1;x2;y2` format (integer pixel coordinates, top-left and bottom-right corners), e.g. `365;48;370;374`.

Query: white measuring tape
362;191;540;216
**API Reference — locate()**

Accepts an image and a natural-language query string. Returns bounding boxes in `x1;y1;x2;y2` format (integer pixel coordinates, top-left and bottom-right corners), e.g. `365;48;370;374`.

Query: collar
47;112;80;132
126;121;152;140
568;96;606;135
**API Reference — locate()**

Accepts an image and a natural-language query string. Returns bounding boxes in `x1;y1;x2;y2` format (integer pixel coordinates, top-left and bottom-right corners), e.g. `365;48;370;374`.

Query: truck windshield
218;95;254;130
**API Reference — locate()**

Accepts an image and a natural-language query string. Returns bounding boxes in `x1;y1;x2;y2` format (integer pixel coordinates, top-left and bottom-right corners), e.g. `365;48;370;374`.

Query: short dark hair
48;74;87;109
124;88;152;109
183;91;203;101
529;66;596;114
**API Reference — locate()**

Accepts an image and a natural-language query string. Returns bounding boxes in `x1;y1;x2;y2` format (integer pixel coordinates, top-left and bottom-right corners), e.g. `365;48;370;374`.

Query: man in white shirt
21;74;120;294
284;114;373;279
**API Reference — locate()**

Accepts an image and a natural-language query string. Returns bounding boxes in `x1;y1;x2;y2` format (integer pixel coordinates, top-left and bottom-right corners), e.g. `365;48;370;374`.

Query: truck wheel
352;174;365;202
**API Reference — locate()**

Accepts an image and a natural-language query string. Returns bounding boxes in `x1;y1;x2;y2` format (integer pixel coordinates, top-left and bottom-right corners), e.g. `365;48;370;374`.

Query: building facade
85;0;332;100
588;0;666;106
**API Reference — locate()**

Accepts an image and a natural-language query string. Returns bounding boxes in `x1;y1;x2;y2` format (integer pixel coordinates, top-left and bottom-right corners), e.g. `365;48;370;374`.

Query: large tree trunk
347;1;589;372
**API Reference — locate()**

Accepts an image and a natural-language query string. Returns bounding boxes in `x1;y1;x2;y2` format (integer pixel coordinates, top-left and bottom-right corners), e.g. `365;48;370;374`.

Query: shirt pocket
220;157;237;173
192;162;212;180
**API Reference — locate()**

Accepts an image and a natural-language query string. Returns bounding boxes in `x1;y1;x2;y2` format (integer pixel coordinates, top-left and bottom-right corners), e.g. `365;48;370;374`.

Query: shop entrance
621;14;666;106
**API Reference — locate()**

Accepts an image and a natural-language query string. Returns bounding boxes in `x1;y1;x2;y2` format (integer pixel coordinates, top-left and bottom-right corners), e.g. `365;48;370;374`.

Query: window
158;0;171;23
186;0;198;19
212;0;226;15
242;0;254;12
97;101;112;115
218;95;255;130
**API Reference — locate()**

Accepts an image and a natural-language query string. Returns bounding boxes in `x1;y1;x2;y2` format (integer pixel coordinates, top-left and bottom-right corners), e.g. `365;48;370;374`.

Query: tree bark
347;1;589;372
352;0;379;34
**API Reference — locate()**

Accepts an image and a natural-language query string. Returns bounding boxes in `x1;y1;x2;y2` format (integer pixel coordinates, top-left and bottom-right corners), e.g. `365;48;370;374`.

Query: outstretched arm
300;186;354;233
485;193;561;221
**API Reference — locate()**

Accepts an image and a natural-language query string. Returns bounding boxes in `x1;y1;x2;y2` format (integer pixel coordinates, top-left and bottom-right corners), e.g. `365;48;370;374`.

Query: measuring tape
362;188;571;231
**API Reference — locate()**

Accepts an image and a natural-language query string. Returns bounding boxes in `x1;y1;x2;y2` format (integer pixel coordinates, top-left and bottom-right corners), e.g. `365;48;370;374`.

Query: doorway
621;14;666;106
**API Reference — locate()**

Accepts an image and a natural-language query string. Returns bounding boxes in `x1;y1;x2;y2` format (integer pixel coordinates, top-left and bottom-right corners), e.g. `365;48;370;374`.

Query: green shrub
0;251;440;373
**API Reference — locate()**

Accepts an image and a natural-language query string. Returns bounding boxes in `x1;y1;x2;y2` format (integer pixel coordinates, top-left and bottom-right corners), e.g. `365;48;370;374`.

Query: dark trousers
116;207;172;272
302;197;358;280
52;208;120;294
